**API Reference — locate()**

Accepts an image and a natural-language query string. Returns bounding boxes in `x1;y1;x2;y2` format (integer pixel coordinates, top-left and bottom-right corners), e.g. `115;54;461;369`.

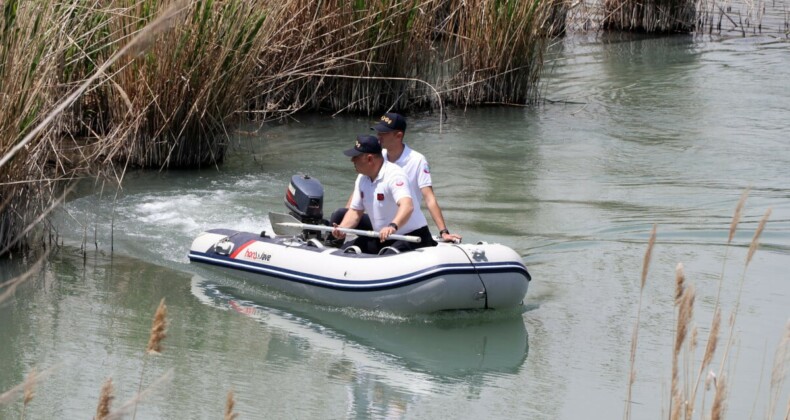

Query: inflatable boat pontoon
188;175;531;314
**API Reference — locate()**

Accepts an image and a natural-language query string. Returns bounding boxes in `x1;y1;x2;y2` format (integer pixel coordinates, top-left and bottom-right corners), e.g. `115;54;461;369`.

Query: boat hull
188;229;530;314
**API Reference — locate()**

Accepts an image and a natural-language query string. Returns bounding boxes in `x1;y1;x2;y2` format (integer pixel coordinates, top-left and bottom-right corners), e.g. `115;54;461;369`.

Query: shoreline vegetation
2;2;788;418
0;0;784;255
1;0;567;255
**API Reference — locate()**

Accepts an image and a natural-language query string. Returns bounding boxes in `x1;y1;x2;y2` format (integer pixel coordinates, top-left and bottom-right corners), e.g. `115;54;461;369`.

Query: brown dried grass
711;374;727;420
746;207;772;267
624;224;656;420
625;196;782;420
768;321;790;419
133;298;169;419
112;369;174;420
728;189;750;245
0;366;58;406
719;206;772;375
146;298;168;355
601;0;696;32
225;388;239;420
1;0;563;255
95;378;114;420
21;368;36;418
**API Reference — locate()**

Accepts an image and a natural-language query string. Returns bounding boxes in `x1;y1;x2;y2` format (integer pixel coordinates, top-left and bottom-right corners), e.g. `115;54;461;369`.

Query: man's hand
332;223;346;240
379;225;396;242
440;231;462;243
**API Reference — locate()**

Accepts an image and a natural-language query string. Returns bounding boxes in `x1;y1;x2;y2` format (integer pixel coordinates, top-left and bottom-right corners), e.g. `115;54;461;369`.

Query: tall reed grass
247;0;564;113
0;0;73;254
602;0;697;32
0;0;562;254
624;196;787;420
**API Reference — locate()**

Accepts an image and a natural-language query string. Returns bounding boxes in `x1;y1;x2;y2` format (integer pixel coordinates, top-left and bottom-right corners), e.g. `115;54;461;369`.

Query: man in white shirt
332;135;437;254
372;113;463;243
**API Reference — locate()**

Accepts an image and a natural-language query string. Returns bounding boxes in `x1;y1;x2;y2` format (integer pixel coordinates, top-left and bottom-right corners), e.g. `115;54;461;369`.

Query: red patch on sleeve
377;193;384;201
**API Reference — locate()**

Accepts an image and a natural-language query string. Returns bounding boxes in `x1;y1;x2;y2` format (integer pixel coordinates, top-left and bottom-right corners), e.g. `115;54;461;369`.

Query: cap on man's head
371;112;407;133
343;135;382;157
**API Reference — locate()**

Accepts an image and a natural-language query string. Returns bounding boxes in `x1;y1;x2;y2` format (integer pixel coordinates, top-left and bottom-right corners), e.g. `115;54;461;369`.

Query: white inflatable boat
188;175;531;314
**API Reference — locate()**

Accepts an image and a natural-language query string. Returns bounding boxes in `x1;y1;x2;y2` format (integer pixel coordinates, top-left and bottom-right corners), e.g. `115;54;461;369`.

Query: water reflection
190;274;529;416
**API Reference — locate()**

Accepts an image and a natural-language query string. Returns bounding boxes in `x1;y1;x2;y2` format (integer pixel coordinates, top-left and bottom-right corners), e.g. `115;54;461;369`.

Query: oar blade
268;212;303;236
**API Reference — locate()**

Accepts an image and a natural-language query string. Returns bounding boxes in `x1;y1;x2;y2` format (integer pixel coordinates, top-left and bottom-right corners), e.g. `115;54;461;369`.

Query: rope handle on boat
276;222;421;243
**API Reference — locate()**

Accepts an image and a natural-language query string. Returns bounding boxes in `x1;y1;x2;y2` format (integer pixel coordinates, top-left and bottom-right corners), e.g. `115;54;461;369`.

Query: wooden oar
276;222;421;243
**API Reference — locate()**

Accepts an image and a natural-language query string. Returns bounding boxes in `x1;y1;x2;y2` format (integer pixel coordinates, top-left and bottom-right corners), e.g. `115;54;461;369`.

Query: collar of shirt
369;161;387;183
383;144;411;165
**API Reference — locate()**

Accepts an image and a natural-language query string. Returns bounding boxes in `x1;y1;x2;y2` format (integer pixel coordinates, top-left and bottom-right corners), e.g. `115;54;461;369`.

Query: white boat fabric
188;229;531;314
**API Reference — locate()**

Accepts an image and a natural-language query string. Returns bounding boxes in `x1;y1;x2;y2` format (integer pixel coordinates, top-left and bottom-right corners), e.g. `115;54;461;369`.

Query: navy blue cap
371;112;407;133
343;135;382;157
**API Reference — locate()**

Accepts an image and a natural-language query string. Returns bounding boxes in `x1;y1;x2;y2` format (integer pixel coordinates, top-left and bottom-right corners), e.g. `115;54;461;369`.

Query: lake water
2;33;789;419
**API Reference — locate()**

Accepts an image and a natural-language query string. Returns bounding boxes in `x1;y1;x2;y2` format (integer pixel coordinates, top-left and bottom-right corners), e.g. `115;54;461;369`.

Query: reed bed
578;0;787;35
247;0;564;113
602;0;697;32
0;0;562;255
0;1;75;255
694;0;774;36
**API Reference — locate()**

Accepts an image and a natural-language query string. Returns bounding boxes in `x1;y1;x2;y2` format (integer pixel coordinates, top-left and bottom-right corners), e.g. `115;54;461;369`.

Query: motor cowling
285;174;324;225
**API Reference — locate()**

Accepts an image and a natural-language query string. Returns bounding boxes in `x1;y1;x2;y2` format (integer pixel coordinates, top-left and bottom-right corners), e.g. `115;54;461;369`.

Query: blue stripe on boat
188;251;529;291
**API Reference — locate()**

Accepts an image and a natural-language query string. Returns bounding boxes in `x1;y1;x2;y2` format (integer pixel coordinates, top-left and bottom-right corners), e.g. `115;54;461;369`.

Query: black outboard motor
284;174;326;239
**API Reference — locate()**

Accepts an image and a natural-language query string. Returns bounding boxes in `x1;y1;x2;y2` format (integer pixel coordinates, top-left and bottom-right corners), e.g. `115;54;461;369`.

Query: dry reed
746;207;772;267
132;297;168;420
643;224;657;289
107;369;174;420
675;262;686;303
1;0;562;254
768;321;790;419
711;373;727;420
248;0;560;114
95;378;114;420
624;224;656;420
719;206;772;375
672;191;748;418
728;189;750;245
675;284;695;356
701;308;721;371
0;365;58;406
625;197;782;420
146;298;168;355
20;368;36;419
602;0;696;32
670;265;695;419
225;389;239;420
0;0;188;255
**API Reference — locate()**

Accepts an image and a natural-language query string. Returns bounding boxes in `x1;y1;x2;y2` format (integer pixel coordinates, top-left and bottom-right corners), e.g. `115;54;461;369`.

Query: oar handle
277;222;421;243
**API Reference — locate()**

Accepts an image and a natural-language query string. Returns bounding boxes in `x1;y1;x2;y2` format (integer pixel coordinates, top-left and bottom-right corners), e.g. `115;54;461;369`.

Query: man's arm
421;186;462;242
332;208;364;239
379;197;413;242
